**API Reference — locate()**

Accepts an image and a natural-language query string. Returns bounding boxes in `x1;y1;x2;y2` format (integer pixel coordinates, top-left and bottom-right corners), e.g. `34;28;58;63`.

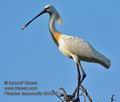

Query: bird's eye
46;7;50;10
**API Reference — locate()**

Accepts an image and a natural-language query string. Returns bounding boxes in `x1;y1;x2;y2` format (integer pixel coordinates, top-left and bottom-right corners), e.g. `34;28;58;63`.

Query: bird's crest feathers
56;12;63;25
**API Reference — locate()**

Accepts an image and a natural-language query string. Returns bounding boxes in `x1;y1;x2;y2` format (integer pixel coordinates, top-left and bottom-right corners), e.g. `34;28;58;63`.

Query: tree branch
53;84;92;102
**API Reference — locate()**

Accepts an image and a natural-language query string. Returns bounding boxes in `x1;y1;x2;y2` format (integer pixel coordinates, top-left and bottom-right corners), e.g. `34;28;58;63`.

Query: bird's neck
49;14;61;46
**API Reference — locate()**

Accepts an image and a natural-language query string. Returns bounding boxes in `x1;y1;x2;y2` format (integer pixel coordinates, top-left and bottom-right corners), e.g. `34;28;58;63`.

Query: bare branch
52;89;63;102
80;85;92;102
53;84;92;102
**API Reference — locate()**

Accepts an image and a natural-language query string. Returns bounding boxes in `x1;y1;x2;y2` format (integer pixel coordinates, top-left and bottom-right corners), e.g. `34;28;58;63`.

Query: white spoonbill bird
22;5;111;97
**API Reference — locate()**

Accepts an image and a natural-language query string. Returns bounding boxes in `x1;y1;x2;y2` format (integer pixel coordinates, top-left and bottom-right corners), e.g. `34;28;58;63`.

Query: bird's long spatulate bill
22;10;45;30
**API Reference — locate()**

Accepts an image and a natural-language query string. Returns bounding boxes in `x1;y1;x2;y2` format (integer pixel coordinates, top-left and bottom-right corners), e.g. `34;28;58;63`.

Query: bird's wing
59;34;111;68
59;34;95;59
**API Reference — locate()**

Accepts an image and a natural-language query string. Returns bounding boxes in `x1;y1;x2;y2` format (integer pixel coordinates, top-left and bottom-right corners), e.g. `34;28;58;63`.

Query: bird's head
22;5;63;30
44;5;56;15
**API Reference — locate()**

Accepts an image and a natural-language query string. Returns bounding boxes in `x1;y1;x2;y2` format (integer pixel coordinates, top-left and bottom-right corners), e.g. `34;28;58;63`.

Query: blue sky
0;0;120;102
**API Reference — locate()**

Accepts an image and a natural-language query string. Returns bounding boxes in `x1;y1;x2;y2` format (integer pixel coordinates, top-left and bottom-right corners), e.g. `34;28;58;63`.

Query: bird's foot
53;87;77;102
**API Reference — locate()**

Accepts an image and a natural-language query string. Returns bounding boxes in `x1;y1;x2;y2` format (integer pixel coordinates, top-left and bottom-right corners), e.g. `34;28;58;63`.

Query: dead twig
80;85;92;102
53;84;92;102
52;89;63;102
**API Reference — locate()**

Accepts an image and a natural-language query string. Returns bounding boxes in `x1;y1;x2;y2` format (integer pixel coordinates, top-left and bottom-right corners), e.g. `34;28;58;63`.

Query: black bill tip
21;25;26;30
21;21;31;30
21;9;46;30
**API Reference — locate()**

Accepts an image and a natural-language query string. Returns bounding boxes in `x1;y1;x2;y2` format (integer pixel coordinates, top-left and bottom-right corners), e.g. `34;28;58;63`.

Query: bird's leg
76;62;86;98
79;63;86;84
76;63;81;98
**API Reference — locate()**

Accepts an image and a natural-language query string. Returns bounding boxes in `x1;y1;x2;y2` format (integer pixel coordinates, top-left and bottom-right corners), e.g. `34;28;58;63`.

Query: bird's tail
94;51;111;69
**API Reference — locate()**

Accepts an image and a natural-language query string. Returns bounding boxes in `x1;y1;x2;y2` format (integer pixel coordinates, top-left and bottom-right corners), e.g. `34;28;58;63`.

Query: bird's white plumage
44;4;51;9
58;34;111;68
59;34;95;58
